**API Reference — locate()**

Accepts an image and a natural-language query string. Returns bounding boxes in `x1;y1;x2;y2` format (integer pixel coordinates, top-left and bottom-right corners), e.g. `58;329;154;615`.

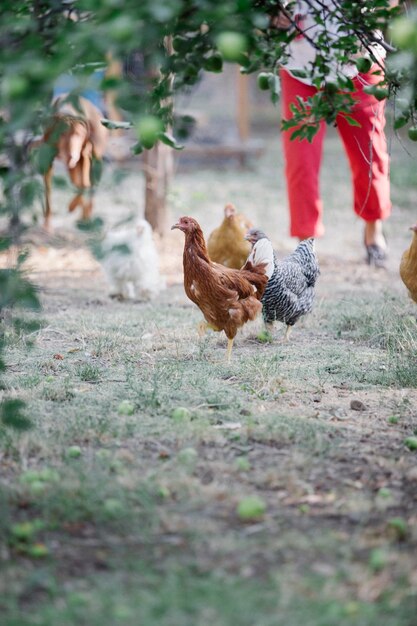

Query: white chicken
100;218;165;300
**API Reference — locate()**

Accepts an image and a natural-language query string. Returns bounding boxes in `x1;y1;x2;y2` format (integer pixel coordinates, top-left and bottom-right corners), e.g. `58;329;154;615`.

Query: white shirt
284;0;386;84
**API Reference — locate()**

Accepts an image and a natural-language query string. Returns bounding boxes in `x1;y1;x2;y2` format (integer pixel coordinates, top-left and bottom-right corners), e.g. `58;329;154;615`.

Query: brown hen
172;216;274;360
207;203;253;268
400;224;417;303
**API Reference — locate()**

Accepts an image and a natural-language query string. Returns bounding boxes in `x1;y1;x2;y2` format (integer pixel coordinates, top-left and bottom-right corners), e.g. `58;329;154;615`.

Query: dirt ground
1;129;417;624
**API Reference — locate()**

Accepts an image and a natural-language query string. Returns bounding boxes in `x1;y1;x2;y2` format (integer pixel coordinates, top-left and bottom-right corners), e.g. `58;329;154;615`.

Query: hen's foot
197;321;208;337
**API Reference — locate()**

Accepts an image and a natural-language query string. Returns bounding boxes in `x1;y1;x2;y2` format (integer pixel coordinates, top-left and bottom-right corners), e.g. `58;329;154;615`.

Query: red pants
280;69;391;238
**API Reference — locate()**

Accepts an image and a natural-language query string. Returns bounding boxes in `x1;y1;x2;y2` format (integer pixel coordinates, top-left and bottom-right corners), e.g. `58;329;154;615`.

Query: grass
2;565;417;626
328;296;417;387
1;290;416;624
76;361;102;382
1;127;417;624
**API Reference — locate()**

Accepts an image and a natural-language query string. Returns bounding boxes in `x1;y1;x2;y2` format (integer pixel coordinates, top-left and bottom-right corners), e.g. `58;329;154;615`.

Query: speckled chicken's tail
291;238;320;285
297;285;316;314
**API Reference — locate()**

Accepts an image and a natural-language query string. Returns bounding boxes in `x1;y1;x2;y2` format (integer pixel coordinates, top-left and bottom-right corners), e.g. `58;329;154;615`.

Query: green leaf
52;175;69;189
306;125;319;142
89;240;105;261
100;118;133;130
158;132;184;150
0;237;12;252
0;269;41;311
1;399;32;431
290;69;307;79
12;318;43;334
91;157;103;186
289;128;304;141
343;115;362;127
131;141;144;155
17;250;30;266
76;217;104;232
20;179;43;207
16;286;41;311
110;243;131;256
173;115;196;140
35;144;57;175
338;76;355;91
100;76;122;91
394;116;409;130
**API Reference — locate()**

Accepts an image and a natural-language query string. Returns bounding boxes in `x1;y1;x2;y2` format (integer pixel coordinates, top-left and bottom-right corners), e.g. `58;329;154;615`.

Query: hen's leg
126;282;135;300
106;275;122;299
225;338;234;362
265;321;274;337
284;325;292;342
198;321;208;337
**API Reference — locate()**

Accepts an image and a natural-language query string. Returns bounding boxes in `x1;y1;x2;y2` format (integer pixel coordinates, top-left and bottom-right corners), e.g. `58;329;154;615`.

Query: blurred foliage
0;1;414;220
0;250;40;432
0;0;415;431
1;1;414;163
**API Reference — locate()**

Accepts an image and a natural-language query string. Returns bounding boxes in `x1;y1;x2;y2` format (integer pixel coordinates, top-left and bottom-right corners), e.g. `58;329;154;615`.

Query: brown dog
43;95;108;230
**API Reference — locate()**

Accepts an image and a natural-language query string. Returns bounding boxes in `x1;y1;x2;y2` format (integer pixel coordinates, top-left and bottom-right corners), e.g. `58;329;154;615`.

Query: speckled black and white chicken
245;229;320;340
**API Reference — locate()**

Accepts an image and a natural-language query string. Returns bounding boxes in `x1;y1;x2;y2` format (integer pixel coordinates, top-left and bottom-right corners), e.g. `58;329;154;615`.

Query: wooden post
236;68;250;143
104;57;124;132
144;36;174;237
143;142;173;236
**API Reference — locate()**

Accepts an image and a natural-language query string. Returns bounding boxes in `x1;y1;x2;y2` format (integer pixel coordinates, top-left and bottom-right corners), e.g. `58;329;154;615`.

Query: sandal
365;243;387;269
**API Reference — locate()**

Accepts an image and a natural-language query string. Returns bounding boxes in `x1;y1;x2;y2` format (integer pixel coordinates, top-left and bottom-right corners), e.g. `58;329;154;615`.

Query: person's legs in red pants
280;69;326;239
336;68;391;255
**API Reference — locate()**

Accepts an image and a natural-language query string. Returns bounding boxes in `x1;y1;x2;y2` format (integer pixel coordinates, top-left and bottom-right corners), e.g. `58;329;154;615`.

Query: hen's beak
171;222;180;230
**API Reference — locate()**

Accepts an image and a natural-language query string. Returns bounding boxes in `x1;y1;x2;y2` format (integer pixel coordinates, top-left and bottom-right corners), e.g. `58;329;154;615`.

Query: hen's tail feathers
297;285;316;314
291;238;320;285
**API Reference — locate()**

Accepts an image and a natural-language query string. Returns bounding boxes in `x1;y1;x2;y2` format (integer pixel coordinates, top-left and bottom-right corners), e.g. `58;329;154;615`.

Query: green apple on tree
216;31;248;62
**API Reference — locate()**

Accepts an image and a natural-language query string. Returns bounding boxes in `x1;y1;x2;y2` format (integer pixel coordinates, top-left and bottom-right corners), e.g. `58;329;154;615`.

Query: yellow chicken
207;203;253;269
400;224;417;303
